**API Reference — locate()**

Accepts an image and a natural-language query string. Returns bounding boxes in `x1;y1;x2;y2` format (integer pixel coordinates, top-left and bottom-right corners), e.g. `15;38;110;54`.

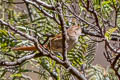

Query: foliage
0;0;120;80
105;27;118;40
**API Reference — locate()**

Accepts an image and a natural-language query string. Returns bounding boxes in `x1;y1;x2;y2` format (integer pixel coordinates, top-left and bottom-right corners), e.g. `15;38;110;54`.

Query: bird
12;25;81;53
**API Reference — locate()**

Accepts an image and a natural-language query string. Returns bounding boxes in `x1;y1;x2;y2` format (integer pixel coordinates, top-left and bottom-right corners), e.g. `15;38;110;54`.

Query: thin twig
31;0;55;10
57;2;68;61
24;0;34;22
81;0;103;36
25;0;60;24
3;1;24;4
111;54;120;79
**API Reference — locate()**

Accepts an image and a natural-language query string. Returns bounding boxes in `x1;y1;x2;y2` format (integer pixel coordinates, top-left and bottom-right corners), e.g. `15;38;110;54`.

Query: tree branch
3;1;24;4
24;0;34;22
0;52;42;66
105;40;120;54
57;3;68;61
64;3;96;27
82;28;120;42
31;0;55;10
111;53;120;78
81;0;103;36
24;0;60;24
0;19;43;53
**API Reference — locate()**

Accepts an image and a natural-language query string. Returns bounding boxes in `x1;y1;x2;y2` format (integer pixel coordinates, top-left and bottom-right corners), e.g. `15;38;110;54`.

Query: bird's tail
12;44;48;51
12;46;37;51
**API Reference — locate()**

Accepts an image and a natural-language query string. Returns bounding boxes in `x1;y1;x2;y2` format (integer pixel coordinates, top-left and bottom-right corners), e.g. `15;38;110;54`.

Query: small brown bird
12;26;81;53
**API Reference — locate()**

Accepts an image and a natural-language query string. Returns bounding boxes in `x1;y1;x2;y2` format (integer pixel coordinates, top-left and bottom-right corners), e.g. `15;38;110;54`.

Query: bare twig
111;54;120;79
3;1;24;4
64;4;96;27
24;0;60;24
81;0;103;36
0;52;41;66
24;0;34;22
31;0;55;10
57;3;68;61
105;40;120;54
25;0;53;18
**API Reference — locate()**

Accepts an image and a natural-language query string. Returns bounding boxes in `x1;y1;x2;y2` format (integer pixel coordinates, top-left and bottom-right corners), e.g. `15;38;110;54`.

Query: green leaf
10;73;22;77
111;0;116;3
102;1;111;6
0;29;8;36
105;27;118;40
94;0;101;5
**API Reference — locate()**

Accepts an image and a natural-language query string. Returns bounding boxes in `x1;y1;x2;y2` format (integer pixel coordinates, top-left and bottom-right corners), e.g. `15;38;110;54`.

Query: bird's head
68;26;81;37
74;26;81;36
